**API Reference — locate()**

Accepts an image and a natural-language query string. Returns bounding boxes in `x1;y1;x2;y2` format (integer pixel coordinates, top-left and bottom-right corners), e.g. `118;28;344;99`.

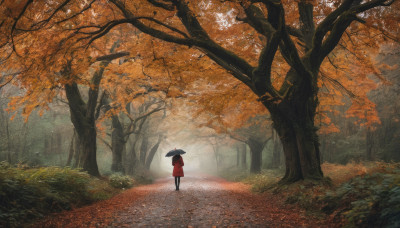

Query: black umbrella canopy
165;149;186;157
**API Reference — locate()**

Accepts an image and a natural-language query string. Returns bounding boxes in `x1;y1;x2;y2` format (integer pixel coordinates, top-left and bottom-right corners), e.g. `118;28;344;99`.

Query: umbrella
165;149;186;157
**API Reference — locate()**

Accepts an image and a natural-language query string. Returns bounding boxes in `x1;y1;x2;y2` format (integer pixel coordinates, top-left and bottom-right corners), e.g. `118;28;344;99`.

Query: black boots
174;177;180;190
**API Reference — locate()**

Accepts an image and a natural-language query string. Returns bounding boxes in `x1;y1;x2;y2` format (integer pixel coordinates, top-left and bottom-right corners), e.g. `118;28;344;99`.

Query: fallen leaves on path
31;183;158;228
32;175;333;227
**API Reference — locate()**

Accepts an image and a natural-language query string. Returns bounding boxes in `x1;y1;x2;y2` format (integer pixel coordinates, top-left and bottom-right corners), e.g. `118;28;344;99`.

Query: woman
172;154;184;190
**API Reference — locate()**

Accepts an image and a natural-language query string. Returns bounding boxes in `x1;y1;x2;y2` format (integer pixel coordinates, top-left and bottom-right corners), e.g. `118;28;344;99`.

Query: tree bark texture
268;87;323;182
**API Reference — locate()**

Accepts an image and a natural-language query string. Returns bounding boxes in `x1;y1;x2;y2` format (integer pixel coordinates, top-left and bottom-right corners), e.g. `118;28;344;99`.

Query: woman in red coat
172;154;184;190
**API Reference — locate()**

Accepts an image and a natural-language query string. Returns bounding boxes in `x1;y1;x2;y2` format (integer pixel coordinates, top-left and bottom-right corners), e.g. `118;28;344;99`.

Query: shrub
319;164;400;227
0;163;121;227
109;173;134;189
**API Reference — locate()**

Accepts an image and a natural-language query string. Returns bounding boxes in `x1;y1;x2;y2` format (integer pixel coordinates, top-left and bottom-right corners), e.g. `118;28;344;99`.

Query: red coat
172;157;184;177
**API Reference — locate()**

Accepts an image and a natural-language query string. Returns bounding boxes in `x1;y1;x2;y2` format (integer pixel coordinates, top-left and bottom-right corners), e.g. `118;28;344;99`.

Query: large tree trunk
111;115;125;173
247;137;263;174
268;96;323;183
65;82;100;177
77;124;99;176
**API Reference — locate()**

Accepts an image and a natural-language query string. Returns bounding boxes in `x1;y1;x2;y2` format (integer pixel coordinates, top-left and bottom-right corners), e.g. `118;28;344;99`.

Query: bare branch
0;71;21;89
11;0;33;54
147;0;175;11
319;71;356;98
95;51;129;62
134;16;189;38
98;136;112;150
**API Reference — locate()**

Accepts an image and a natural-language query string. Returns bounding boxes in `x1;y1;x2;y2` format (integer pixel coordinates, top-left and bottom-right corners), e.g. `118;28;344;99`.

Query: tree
100;0;399;182
104;96;165;173
0;3;174;175
63;42;129;176
2;0;399;182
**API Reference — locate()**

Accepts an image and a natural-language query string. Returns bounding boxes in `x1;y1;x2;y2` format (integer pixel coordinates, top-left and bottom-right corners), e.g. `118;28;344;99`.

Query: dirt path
34;174;330;227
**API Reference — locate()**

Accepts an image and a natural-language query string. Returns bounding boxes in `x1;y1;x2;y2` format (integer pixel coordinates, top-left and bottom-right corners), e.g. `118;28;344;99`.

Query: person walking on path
172;154;184;190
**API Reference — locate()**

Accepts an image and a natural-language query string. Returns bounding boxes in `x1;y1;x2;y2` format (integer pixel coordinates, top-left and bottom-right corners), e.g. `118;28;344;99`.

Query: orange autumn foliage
1;0;399;136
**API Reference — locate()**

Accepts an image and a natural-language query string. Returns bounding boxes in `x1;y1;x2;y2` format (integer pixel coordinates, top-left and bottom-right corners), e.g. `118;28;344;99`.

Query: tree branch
95;90;107;120
171;0;255;77
198;48;254;90
87;41;124;119
95;51;129;62
108;0;256;86
98;136;112;150
124;107;165;137
241;4;276;36
147;0;175;11
109;0;194;46
298;1;315;51
229;134;247;143
310;0;355;63
10;0;33;54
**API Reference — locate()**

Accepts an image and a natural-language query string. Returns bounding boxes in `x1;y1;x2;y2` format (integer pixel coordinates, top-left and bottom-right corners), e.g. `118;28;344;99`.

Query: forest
0;0;399;227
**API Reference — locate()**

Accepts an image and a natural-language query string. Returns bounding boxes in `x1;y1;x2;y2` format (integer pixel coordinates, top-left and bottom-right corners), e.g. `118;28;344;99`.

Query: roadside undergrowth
237;162;400;227
0;162;134;227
